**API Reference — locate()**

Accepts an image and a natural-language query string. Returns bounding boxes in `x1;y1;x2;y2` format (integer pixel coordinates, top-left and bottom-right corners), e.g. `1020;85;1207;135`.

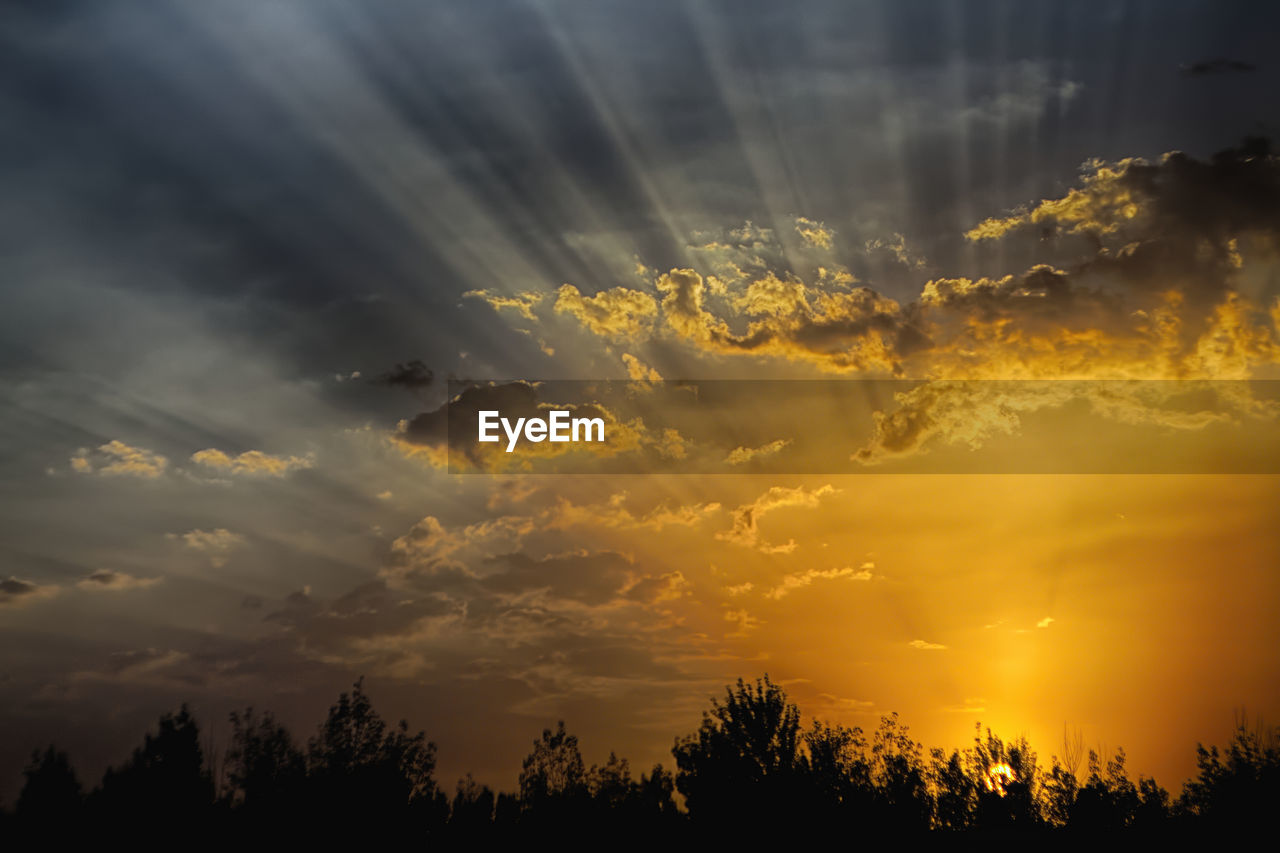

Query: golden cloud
764;566;874;600
190;448;314;477
170;528;246;567
554;283;657;338
463;288;545;321
725;438;792;466
71;440;168;478
795;216;834;250
718;484;839;553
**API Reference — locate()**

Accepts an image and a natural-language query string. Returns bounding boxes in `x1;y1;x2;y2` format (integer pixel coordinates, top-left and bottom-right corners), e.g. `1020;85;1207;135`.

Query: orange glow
985;764;1016;796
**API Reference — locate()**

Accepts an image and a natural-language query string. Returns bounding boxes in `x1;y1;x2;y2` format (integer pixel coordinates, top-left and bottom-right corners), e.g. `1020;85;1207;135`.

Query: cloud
621;353;662;381
624;570;690;604
463;289;545;321
864;232;927;269
69;648;192;686
373;359;434;391
77;570;162;592
652;266;922;373
390;380;689;472
554;284;657;338
813;692;877;714
795;216;833;250
544;493;721;533
1179;58;1256;74
70;440;168;478
191;448;315;477
943;697;988;713
725;438;792;466
481;550;638;606
0;576;59;607
909;639;947;650
1037;616;1055;628
718;484;838;552
170;528;246;567
538;142;1280;420
764;566;873;600
723;608;761;635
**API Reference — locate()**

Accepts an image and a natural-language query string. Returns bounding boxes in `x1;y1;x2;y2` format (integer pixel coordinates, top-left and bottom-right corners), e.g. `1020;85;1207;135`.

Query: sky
2;0;1279;801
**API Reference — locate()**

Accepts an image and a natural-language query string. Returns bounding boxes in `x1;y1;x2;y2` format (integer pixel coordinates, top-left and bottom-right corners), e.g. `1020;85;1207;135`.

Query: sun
985;763;1016;797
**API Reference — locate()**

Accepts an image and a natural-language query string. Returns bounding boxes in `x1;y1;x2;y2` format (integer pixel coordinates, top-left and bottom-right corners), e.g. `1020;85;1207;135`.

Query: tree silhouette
930;748;976;830
672;674;803;826
16;745;82;823
93;705;213;826
586;751;632;810
0;674;1274;839
805;721;874;826
518;720;588;824
634;763;678;822
1179;711;1279;831
868;712;931;831
305;677;440;824
965;724;1039;830
224;707;305;811
450;773;495;832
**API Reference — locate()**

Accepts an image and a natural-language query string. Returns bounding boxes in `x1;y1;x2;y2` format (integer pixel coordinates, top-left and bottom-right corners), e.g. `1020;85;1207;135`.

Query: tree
587;752;633;810
1178;712;1279;831
635;763;678;822
224;707;305;810
450;773;495;830
95;705;214;823
930;748;976;830
870;712;932;831
306;678;439;820
519;720;587;816
672;675;803;824
16;745;82;822
1070;747;1138;831
805;721;874;825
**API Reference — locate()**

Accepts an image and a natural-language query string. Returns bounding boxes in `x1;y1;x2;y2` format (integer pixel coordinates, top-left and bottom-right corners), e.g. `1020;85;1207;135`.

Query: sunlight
984;763;1016;796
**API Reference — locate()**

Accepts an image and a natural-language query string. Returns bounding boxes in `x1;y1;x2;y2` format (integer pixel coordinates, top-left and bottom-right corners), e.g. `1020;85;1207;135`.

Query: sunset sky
2;1;1279;802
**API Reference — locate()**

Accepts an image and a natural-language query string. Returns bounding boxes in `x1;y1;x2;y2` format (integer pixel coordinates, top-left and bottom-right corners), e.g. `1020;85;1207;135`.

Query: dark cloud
0;577;41;604
400;381;538;444
1180;59;1257;74
265;580;459;654
373;360;434;392
482;550;634;606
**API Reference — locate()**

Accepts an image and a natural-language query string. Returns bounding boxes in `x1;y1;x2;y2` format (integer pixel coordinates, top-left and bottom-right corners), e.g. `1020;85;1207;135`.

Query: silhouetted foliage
17;745;82;823
305;677;440;823
673;674;804;828
517;720;588;827
1;674;1273;841
1178;712;1279;832
225;707;305;811
93;704;213;825
450;773;495;829
965;725;1039;830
